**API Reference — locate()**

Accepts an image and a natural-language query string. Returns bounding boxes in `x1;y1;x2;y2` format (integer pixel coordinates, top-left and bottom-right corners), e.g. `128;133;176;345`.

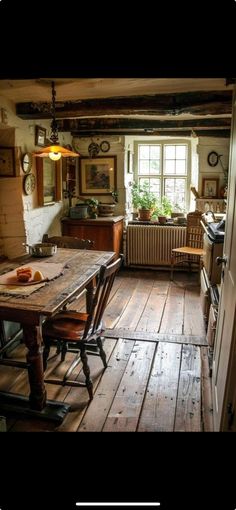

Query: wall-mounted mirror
36;158;61;206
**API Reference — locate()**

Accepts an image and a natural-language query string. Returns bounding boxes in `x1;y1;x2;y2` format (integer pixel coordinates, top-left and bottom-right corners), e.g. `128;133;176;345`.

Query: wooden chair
42;234;94;250
170;210;205;280
42;256;123;400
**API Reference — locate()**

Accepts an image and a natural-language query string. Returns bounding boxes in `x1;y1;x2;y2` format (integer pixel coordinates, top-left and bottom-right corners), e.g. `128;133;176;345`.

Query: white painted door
212;87;236;431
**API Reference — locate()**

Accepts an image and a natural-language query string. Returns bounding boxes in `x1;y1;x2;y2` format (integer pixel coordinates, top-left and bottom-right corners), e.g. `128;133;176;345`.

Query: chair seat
172;247;205;256
43;311;89;341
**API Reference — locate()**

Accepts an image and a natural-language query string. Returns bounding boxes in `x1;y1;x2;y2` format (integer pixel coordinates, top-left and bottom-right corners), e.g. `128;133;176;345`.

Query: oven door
203;233;213;278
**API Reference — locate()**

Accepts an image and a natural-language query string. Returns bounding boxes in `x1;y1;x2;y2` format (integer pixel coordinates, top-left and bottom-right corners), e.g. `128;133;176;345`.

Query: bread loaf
16;267;33;282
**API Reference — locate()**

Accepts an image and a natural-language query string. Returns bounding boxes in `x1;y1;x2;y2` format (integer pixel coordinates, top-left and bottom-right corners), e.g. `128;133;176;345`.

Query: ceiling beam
57;117;231;134
16;90;233;119
72;130;230;138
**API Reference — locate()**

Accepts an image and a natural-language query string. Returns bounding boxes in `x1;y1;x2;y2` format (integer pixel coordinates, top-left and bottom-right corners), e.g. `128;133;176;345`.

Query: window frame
133;139;191;212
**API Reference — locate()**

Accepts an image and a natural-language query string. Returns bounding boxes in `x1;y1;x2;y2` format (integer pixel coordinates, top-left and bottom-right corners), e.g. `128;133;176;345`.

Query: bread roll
16;266;33;282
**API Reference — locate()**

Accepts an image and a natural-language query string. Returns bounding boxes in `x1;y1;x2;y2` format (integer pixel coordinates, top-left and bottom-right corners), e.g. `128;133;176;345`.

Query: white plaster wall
72;136;126;217
197;137;230;196
0;96;72;258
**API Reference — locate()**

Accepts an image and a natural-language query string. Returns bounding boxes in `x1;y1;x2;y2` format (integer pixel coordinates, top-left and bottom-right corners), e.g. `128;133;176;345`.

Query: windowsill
128;220;187;226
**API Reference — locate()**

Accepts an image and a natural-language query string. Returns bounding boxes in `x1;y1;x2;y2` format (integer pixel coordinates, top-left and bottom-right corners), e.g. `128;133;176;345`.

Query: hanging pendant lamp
33;81;79;161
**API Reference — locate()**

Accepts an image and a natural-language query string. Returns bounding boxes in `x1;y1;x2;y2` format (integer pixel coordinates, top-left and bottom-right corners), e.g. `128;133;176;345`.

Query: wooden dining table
0;248;115;422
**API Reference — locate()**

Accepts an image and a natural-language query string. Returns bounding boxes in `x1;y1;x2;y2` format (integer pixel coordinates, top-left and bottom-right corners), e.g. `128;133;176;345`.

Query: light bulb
49;151;62;161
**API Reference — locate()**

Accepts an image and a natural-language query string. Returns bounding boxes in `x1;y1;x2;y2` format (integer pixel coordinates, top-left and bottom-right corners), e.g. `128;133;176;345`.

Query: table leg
23;325;47;411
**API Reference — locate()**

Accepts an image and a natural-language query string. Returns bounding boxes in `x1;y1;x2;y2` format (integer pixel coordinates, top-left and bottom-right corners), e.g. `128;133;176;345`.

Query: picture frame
202;177;219;198
0;147;15;177
35;125;46;147
79;156;117;195
36;158;61;206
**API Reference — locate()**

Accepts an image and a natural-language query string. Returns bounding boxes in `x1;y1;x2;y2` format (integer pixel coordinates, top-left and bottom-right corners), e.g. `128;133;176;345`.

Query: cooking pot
23;243;57;257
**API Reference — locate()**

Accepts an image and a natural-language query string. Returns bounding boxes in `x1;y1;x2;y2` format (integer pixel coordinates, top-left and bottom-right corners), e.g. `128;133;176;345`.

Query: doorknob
216;256;227;266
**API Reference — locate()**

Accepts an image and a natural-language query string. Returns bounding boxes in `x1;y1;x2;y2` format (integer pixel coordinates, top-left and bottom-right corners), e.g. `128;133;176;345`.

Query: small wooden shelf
195;198;225;213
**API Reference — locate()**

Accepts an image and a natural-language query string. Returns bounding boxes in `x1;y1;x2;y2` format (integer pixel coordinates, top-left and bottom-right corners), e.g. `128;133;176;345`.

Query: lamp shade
33;145;79;158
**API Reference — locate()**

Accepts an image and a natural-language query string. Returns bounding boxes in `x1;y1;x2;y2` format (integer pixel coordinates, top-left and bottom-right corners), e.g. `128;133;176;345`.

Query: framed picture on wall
79;156;117;195
202;177;219;198
35;126;46;147
0;147;15;177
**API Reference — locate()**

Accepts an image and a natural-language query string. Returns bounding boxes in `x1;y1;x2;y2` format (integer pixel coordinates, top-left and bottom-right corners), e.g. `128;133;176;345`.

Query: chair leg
170;255;174;280
56;340;62;355
80;346;93;400
61;343;67;362
97;336;107;368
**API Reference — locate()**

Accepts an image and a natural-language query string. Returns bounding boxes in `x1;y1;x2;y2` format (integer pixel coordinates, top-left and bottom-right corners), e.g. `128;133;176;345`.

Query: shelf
195;198;225;213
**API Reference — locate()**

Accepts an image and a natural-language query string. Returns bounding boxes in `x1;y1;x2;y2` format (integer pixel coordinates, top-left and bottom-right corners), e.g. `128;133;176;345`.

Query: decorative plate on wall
100;140;110;153
88;142;100;158
23;173;36;195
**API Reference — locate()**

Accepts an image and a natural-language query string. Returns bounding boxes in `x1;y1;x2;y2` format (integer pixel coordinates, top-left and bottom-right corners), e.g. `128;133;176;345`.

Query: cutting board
0;262;65;286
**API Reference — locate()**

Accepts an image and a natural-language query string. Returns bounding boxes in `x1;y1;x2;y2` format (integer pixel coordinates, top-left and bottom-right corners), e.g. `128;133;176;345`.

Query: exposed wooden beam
72;130;231;138
16;90;233;119
57;117;231;133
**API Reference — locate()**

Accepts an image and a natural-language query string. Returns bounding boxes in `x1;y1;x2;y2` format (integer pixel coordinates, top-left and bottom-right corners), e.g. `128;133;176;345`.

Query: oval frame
207;151;219;167
22;152;32;174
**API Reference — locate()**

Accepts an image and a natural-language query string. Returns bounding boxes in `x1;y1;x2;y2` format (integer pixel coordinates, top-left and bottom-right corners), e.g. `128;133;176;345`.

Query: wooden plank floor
0;268;213;432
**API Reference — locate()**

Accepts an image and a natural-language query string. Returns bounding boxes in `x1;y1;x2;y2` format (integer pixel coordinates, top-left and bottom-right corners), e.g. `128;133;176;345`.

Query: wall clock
207;151;219;167
0;147;15;177
100;140;110;153
24;173;36;195
22;152;32;174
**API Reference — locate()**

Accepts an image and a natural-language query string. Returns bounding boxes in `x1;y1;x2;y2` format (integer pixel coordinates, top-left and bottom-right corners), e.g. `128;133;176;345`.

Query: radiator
126;225;187;266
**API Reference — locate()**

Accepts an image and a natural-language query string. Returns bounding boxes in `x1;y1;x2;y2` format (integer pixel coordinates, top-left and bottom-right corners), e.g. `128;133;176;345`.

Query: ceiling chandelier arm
32;81;79;160
50;81;59;145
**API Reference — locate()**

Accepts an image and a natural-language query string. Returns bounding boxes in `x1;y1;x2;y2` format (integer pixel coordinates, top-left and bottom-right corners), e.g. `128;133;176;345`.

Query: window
134;140;191;211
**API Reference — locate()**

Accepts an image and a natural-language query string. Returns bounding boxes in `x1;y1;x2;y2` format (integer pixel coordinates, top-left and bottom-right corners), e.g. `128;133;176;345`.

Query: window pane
164;145;175;159
176;145;187;159
150;178;161;196
139;178;161;197
150;160;160;173
150;145;160;159
139;160;149;174
165;160;175;174
176;160;186;174
164;178;186;209
139;146;149;159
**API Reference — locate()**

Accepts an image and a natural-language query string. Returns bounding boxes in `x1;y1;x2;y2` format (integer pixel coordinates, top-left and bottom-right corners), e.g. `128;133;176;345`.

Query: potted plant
154;196;173;224
129;181;158;220
98;188;118;216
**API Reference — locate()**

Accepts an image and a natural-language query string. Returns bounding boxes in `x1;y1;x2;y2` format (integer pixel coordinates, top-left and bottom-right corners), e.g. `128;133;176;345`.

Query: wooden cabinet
61;216;124;257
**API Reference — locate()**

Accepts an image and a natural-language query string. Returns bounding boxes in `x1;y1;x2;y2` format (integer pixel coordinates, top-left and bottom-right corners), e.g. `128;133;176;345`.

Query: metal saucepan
23;243;57;257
